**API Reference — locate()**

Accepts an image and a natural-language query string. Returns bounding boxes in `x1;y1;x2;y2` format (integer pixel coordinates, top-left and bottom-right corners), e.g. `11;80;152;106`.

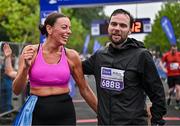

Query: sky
104;2;163;41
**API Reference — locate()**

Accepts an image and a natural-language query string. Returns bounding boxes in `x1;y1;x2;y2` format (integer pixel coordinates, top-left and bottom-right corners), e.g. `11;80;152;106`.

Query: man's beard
109;35;125;45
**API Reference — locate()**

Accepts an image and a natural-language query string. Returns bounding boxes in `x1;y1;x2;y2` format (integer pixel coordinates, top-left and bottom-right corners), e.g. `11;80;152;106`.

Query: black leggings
32;93;76;125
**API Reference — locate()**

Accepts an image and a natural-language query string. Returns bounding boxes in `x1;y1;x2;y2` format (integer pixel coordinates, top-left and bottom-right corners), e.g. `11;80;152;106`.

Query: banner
68;76;76;98
82;34;90;55
41;0;164;7
161;16;176;45
93;39;102;53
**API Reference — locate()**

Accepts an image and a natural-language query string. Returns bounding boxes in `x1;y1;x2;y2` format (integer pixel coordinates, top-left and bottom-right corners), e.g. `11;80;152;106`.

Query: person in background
0;43;17;113
152;50;167;80
82;9;166;125
162;45;180;110
12;12;97;125
3;43;17;79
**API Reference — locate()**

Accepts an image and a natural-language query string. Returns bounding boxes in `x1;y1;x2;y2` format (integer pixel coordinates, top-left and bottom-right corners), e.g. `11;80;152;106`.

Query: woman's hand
22;46;36;68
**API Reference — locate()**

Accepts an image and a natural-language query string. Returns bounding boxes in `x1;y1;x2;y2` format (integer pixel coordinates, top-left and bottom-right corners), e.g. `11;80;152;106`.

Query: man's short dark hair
109;9;134;29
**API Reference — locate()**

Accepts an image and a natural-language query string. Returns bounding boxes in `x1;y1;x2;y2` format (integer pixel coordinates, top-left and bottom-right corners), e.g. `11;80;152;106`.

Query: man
82;9;166;125
162;45;180;110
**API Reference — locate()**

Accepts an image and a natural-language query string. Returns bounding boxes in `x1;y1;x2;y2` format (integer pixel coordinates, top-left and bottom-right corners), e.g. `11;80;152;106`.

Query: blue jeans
0;74;12;112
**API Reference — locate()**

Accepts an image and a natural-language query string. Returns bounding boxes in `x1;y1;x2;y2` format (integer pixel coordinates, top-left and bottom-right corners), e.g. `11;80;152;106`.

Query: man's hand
151;118;166;126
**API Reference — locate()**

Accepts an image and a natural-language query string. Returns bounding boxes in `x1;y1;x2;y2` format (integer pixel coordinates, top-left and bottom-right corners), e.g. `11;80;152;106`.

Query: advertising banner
161;16;176;45
41;0;164;7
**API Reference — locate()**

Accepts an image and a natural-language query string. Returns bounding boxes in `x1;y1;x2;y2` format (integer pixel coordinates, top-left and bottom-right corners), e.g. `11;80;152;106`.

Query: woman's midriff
30;86;70;96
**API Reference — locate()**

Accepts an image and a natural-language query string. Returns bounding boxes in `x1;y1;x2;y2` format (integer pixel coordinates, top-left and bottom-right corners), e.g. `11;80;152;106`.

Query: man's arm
82;53;96;75
138;50;167;125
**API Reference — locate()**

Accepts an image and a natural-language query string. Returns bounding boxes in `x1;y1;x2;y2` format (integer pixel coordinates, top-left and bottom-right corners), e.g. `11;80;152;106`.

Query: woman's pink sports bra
29;44;70;87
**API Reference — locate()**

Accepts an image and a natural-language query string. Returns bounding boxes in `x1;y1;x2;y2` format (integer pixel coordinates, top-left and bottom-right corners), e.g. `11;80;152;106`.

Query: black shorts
32;93;76;125
167;75;180;88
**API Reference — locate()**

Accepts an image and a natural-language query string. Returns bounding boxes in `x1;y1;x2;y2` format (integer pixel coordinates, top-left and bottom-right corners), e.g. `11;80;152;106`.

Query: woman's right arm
13;45;36;95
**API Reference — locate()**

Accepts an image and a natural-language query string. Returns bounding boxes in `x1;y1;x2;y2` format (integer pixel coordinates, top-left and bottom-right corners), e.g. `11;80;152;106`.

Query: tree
0;0;39;43
144;2;180;52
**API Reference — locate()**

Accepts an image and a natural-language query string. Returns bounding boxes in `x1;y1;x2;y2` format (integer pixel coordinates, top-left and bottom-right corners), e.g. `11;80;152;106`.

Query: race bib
100;67;125;91
170;62;179;70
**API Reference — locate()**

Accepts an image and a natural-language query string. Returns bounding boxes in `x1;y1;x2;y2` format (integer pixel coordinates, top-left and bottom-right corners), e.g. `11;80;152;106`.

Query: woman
13;12;97;125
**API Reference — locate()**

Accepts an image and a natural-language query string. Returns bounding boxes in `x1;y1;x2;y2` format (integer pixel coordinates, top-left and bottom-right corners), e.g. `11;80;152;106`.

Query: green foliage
144;2;180;53
0;0;39;43
67;17;88;52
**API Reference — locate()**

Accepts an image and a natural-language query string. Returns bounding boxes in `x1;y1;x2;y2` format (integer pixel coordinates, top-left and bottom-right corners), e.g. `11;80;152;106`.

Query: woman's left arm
67;49;97;113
